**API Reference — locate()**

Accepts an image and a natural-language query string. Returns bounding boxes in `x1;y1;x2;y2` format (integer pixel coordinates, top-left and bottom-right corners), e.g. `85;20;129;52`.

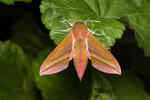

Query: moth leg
84;18;90;25
60;18;73;27
93;32;105;36
52;28;71;33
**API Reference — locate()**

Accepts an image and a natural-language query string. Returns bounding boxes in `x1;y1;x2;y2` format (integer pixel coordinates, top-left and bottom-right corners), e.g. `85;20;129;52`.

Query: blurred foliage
108;71;150;100
0;0;31;5
0;41;37;100
0;0;150;100
90;70;115;100
11;14;50;57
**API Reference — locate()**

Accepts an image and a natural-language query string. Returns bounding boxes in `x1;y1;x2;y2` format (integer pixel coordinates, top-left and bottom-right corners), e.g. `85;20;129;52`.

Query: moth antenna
85;19;101;23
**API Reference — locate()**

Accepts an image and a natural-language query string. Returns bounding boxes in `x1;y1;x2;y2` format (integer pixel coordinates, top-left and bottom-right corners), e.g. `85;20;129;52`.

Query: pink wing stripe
40;65;67;76
93;64;121;74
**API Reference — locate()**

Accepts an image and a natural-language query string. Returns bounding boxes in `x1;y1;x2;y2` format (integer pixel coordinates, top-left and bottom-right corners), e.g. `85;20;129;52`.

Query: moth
40;20;121;81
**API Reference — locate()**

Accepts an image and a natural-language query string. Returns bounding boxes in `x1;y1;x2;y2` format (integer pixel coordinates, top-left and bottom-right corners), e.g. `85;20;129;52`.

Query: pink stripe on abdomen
79;45;83;70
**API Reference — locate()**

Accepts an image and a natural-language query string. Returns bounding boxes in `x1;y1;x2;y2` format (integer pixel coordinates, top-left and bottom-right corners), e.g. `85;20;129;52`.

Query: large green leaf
0;0;32;5
99;0;150;56
33;49;115;100
0;41;37;100
107;71;150;100
40;0;125;48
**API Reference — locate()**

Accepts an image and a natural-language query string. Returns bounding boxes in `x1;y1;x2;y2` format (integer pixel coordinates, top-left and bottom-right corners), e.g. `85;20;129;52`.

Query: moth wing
40;33;73;76
87;33;121;75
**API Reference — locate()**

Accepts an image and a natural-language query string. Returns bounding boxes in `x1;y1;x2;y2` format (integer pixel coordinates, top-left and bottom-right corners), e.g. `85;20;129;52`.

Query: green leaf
40;0;125;48
99;0;145;18
11;14;51;57
84;0;101;17
0;41;37;100
0;0;32;5
33;49;115;100
128;3;150;56
99;0;150;56
108;71;150;100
